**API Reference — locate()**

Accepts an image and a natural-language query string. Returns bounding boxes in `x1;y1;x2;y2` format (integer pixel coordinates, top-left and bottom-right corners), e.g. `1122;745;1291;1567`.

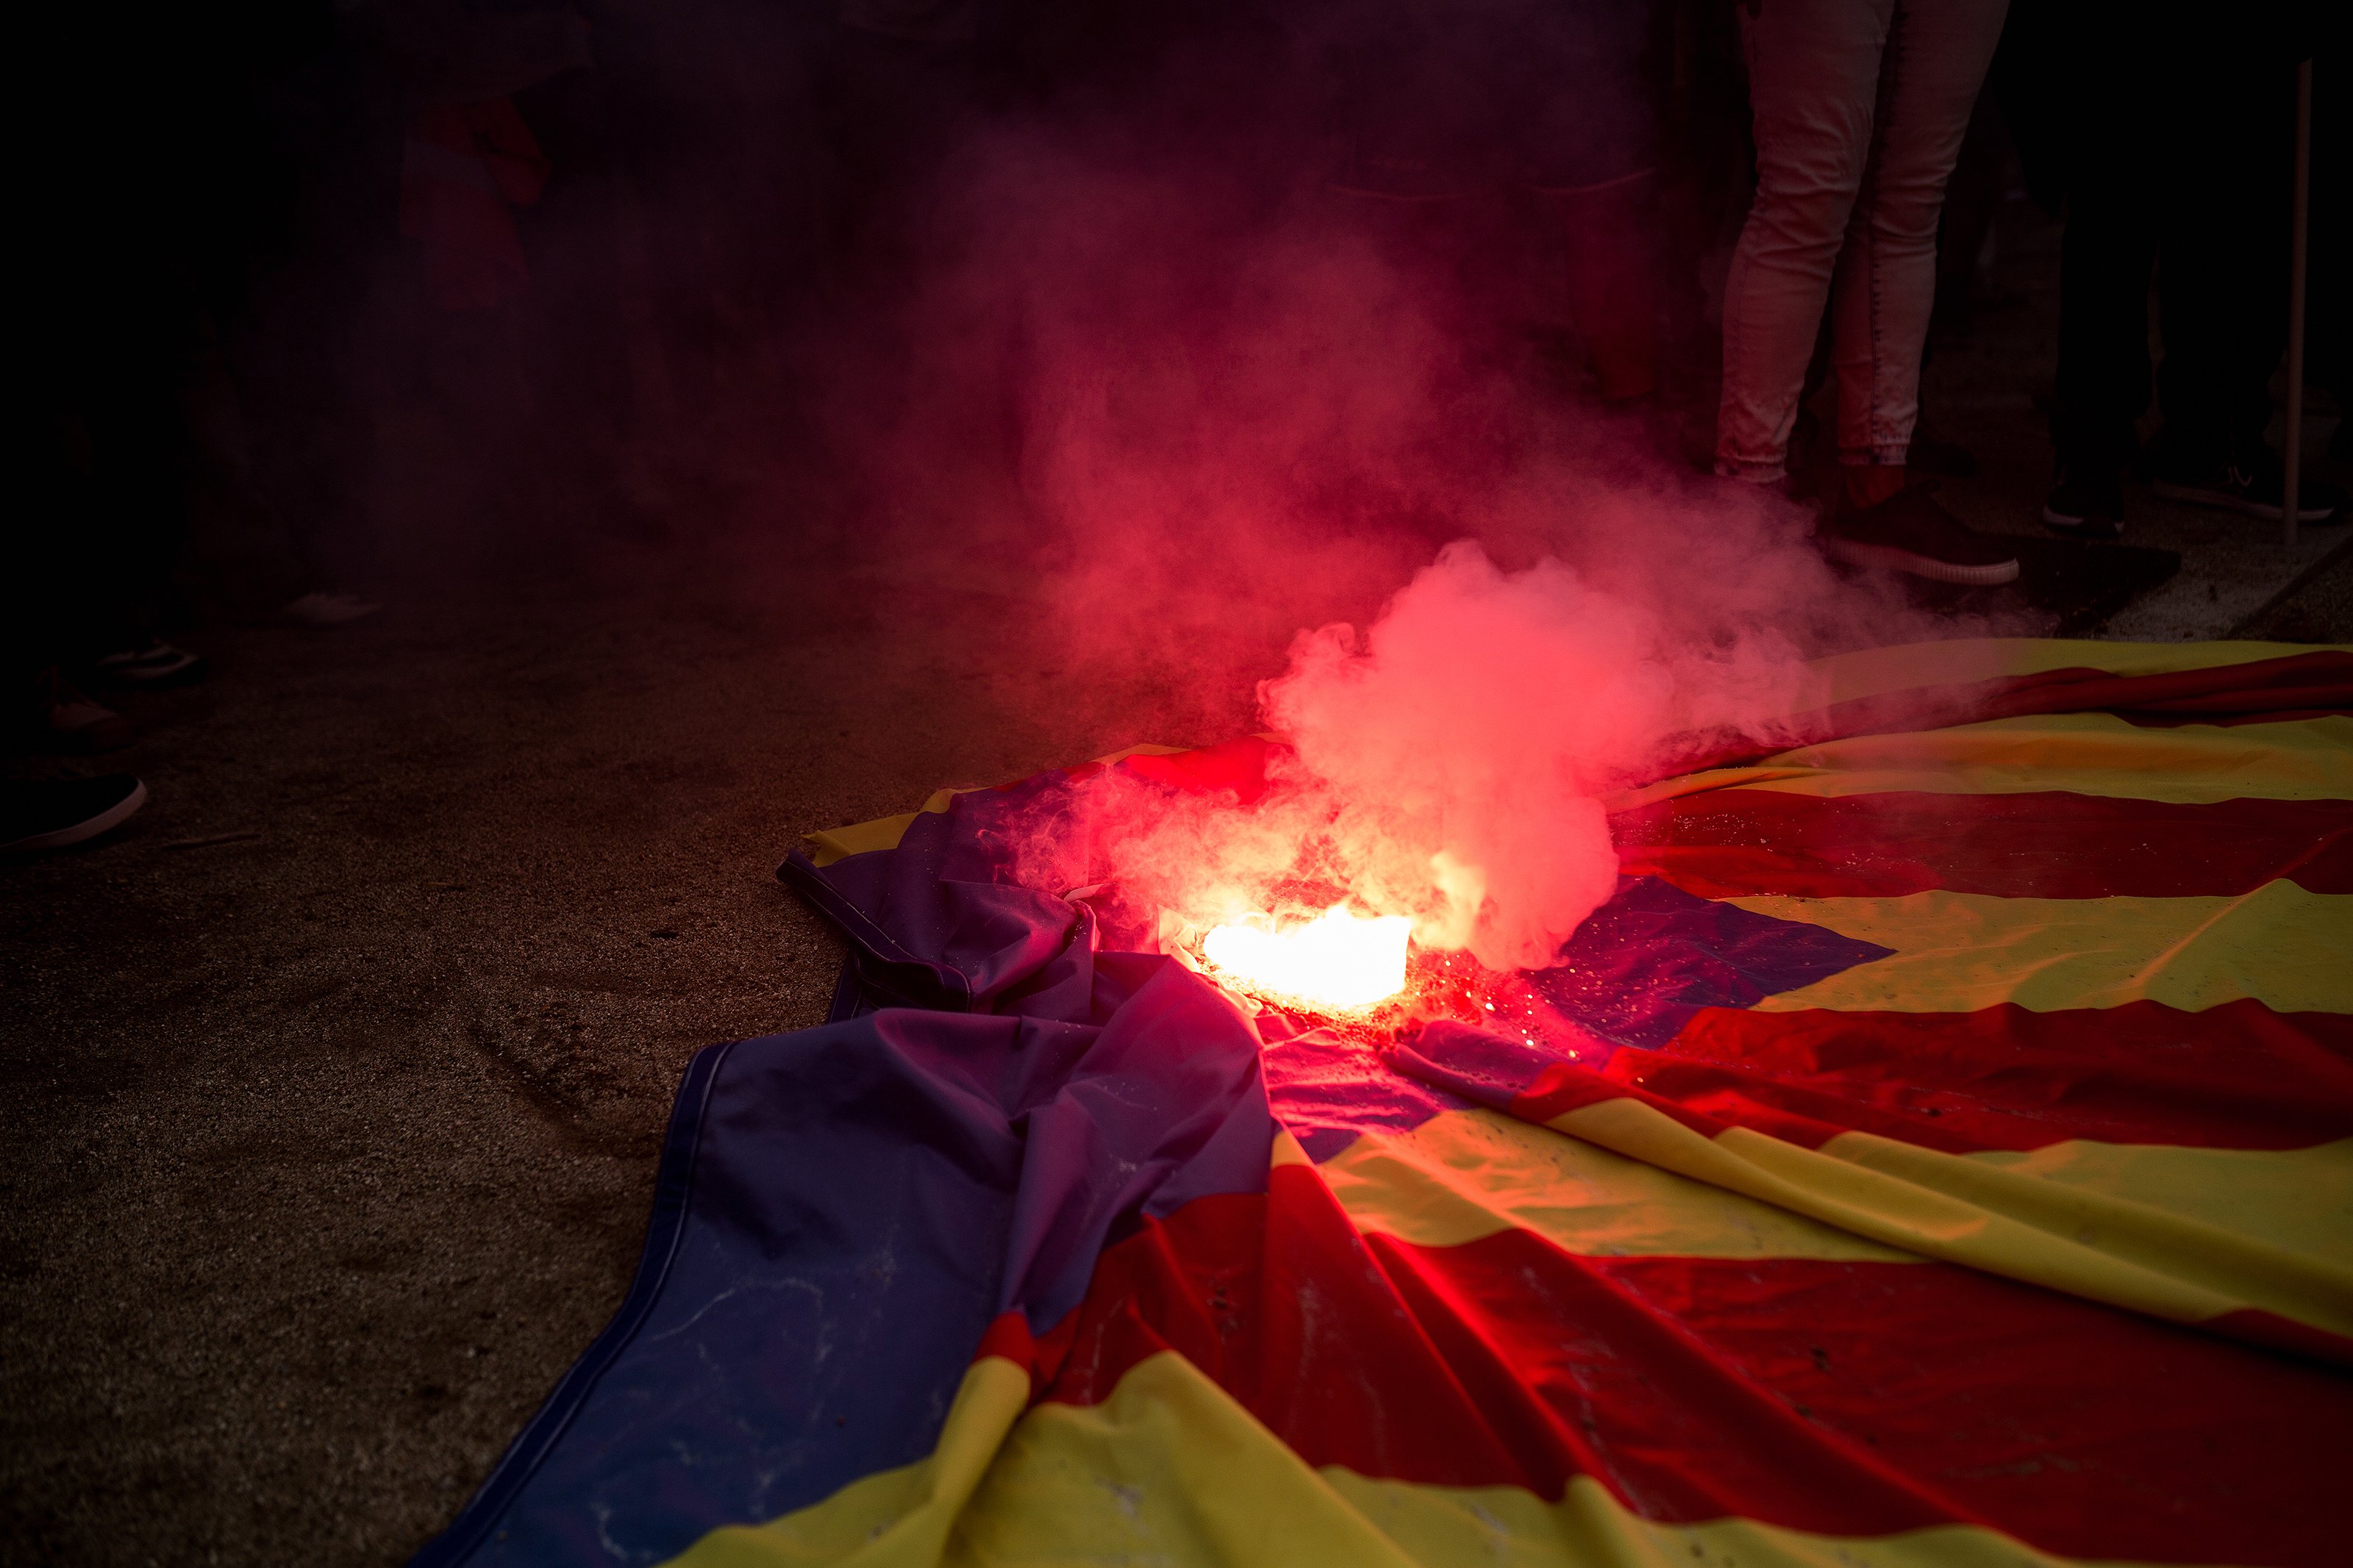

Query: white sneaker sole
3;779;148;854
2149;480;2339;523
280;593;385;627
96;656;205;684
1825;537;2021;586
2039;503;2124;538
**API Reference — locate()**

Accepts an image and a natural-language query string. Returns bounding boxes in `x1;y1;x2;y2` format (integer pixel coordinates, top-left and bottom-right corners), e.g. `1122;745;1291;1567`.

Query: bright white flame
1201;903;1413;1012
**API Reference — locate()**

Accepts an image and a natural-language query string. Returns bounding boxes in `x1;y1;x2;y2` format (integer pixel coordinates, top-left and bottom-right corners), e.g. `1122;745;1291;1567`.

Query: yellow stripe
805;790;965;869
1968;1136;2353;1263
665;1356;1029;1567
806;808;927;868
1537;1098;2353;1342
1318;1108;2350;1281
1609;713;2353;812
1752;713;2353;802
1729;883;2353;1014
1820;1131;2353;1333
1318;1107;1913;1261
704;1350;2192;1567
1806;636;2346;708
1326;1469;2140;1568
1547;1100;2240;1327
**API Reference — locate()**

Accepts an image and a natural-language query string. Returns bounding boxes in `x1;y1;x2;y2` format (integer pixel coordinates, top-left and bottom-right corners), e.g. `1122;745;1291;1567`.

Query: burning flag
1200;903;1413;1012
414;637;2353;1568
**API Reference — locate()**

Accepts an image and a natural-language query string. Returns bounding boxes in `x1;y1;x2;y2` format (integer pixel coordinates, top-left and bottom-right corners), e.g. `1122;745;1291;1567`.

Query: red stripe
1046;1171;1541;1492
1556;1247;2346;1564
1613;790;2353;900
1634;1002;2353;1153
1372;1235;2351;1564
1056;735;1288;803
2118;705;2353;727
1040;1169;2352;1565
1504;1060;1758;1139
1506;1060;1830;1145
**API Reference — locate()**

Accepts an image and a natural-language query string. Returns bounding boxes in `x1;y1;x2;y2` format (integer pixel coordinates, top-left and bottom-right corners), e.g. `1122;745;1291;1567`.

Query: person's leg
2051;168;2158;473
1826;0;2010;479
2145;46;2343;520
74;322;193;659
2040;168;2157;532
2038;46;2160;536
1715;0;1893;482
2152;58;2287;472
1806;0;2021;584
2154;48;2288;467
2311;49;2349;461
1930;87;2007;337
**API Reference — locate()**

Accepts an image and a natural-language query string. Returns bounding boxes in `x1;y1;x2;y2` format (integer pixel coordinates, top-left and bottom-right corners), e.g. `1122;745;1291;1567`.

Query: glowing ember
1201;903;1413;1012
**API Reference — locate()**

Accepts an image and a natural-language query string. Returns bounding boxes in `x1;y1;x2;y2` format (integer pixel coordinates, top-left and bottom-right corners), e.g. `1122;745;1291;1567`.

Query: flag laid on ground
415;638;2352;1568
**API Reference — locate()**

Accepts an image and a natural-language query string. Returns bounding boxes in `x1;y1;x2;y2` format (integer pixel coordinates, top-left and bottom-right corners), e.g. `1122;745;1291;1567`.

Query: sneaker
29;669;135;753
1;773;147;854
2149;448;2347;523
92;637;209;688
1907;432;1979;479
2041;467;2126;539
280;590;382;627
1820;489;2021;586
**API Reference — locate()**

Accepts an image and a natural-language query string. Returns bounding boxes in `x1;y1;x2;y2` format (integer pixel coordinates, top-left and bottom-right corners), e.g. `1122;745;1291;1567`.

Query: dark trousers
2051;49;2295;473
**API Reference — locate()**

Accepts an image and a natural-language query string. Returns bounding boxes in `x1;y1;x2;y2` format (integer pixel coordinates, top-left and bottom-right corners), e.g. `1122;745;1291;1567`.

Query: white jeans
1716;0;2009;482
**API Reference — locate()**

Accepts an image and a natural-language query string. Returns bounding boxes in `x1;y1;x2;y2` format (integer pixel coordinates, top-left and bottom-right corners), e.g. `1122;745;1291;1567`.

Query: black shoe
1;774;147;854
2042;467;2126;539
2149;448;2347;523
92;638;208;688
1907;432;1979;479
279;590;382;626
1820;489;2021;586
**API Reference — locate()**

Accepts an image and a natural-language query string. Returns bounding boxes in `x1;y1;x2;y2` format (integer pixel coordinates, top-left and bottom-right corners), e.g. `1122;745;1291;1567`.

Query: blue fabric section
808;783;1087;1014
1521;876;1894;1048
417;962;1273;1568
412;1038;732;1568
1252;877;1893;1161
990;962;1275;1323
1260;1029;1478;1163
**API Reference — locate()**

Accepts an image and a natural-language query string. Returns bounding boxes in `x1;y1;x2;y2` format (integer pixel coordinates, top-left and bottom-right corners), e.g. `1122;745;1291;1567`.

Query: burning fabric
1004;544;1817;982
413;635;2353;1568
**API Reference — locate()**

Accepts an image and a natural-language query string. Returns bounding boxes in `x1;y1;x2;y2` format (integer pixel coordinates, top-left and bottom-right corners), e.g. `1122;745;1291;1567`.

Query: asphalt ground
0;568;1279;1564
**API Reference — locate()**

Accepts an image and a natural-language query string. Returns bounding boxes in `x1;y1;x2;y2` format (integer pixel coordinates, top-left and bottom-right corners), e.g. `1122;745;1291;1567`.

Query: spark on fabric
1202;903;1413;1012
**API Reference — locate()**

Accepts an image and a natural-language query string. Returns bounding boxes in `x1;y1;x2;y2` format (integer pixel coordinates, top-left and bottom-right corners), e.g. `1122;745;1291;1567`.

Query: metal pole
2282;58;2312;548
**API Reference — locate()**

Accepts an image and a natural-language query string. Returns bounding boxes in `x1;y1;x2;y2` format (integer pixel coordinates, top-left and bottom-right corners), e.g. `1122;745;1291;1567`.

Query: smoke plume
1023;531;1827;976
1268;541;1757;969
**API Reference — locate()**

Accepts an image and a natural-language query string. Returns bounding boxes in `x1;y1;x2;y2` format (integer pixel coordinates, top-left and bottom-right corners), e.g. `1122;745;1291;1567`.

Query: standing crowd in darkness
7;0;2346;855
